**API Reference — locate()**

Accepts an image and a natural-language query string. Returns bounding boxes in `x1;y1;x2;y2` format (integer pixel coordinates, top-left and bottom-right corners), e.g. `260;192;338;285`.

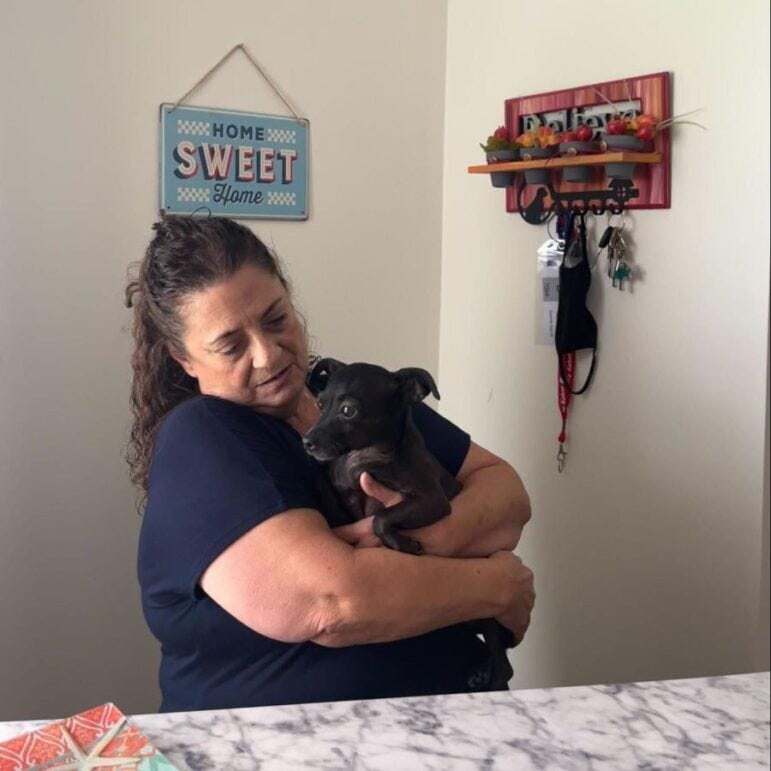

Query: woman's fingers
490;551;536;644
359;472;405;507
332;516;383;548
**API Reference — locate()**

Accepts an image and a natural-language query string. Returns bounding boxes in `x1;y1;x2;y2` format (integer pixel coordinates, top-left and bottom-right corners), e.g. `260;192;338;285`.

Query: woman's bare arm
199;507;523;648
442;458;531;558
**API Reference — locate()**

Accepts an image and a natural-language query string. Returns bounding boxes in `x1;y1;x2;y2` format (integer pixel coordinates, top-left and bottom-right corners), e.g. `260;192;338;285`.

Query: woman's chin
254;372;302;412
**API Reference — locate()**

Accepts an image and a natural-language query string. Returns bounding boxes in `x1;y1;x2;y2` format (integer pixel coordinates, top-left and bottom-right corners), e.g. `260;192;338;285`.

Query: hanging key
610;230;627;286
614;261;632;290
607;229;620;279
599;225;615;275
598;225;615;249
607;229;616;277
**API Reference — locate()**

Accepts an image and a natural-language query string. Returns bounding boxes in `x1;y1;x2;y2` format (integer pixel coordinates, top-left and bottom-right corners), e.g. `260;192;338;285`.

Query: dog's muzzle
302;437;339;463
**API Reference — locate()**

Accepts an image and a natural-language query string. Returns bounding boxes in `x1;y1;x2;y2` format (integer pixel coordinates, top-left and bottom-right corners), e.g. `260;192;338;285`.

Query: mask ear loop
589;211;602;270
559;351;597;395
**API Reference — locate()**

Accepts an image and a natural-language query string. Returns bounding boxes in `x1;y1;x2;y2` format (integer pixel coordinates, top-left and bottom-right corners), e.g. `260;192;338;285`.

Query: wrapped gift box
0;702;177;770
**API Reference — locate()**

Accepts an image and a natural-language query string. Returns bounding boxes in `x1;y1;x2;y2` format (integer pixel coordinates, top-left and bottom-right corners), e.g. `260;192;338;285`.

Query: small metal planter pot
519;146;556;185
559;141;601;182
600;133;645;180
485;150;519;188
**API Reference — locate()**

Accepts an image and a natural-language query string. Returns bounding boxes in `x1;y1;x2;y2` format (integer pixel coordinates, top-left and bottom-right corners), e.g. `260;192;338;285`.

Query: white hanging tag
535;239;563;346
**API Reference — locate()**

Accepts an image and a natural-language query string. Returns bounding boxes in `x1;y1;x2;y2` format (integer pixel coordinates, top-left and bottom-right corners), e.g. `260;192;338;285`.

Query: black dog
302;357;515;690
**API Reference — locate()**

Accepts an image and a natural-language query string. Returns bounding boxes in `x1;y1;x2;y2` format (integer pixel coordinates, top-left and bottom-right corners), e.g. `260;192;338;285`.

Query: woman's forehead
178;266;286;340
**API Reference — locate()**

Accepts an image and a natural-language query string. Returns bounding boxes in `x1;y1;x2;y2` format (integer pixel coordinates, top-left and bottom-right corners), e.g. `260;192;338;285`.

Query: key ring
607;211;626;232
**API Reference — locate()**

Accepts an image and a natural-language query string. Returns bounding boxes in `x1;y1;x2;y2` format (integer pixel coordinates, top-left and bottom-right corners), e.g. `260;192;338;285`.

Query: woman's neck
285;387;321;436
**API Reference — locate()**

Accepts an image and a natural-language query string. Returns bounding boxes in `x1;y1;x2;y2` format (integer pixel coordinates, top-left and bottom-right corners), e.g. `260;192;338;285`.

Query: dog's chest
330;446;395;491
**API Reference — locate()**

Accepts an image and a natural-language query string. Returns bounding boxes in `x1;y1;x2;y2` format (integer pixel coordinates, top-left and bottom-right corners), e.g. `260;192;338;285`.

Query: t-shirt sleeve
410;402;471;478
138;398;319;606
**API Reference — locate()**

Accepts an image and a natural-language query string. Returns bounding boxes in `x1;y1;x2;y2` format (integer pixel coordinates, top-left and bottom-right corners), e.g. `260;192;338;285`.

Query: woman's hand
331;472;457;556
490;550;536;644
332;515;383;549
330;473;398;548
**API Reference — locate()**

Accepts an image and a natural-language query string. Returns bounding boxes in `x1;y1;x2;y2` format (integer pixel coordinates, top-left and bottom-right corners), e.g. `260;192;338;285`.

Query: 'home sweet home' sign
160;104;309;220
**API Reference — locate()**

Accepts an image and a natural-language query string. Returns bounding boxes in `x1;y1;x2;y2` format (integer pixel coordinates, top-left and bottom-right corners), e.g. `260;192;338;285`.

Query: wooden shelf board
468;152;662;173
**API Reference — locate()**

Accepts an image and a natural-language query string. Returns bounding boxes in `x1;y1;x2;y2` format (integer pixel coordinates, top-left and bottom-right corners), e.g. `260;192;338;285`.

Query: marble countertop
1;672;768;770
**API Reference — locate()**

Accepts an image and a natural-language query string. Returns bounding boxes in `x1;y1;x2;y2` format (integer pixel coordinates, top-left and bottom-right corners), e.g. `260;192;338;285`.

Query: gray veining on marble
1;672;768;770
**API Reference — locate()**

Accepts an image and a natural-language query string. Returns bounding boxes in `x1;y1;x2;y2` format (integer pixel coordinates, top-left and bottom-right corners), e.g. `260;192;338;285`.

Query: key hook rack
516;179;639;225
468;149;664;225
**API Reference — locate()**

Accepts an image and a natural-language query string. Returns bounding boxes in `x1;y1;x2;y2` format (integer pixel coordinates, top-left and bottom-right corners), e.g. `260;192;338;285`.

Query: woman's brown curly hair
124;215;314;510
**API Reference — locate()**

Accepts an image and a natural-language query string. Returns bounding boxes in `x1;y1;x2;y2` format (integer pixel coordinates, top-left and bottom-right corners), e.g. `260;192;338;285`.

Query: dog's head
302;358;440;462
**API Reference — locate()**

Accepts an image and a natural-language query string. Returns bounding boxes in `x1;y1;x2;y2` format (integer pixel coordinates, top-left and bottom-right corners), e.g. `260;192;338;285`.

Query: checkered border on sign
266;128;296;144
267;191;296;206
177;187;210;203
177;119;210;136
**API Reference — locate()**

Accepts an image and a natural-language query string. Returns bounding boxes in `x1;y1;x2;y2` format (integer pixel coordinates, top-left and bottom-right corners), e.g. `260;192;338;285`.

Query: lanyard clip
557;444;567;473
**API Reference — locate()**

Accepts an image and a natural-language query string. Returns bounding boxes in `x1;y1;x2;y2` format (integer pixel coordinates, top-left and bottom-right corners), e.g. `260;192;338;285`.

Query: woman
126;215;535;712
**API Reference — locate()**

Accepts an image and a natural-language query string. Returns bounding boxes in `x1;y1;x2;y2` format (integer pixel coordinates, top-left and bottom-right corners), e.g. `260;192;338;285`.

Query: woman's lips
259;364;291;387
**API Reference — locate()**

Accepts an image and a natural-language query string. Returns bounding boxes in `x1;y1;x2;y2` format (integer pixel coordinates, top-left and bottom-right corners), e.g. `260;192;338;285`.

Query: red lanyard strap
557;352;575;472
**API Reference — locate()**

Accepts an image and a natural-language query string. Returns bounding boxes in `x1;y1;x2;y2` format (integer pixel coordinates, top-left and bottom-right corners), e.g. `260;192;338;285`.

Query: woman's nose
248;336;284;372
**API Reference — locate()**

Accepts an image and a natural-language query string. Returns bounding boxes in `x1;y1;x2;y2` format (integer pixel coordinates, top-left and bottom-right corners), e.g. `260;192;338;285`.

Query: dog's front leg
362;494;385;519
372;493;451;555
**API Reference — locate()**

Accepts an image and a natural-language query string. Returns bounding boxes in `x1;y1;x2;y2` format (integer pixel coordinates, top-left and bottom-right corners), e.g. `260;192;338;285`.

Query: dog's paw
404;538;424;555
386;534;424;555
466;669;489;690
467;655;494;690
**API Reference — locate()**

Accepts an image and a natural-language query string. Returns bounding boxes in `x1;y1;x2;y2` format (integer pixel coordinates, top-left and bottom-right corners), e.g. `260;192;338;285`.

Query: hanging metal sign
160;104;309;220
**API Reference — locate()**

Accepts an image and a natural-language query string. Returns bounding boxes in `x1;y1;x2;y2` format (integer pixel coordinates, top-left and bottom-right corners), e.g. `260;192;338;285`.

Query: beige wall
1;0;768;723
0;0;448;720
441;0;770;688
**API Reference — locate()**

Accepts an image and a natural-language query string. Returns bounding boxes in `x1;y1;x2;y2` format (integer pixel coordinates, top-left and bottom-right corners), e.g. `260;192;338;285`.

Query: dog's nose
302;437;314;451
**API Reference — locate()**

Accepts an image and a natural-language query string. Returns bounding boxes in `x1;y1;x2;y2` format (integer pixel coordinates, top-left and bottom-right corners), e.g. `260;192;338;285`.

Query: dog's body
303;358;515;690
326;409;460;553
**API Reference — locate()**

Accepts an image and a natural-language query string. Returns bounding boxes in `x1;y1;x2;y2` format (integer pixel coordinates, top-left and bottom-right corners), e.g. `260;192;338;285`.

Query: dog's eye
341;405;357;418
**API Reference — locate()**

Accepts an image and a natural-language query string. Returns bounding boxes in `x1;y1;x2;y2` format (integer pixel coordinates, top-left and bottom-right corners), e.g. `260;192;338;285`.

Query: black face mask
555;212;597;394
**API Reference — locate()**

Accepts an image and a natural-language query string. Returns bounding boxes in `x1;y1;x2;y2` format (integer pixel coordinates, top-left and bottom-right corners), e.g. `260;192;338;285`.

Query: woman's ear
167;343;197;379
393;367;440;403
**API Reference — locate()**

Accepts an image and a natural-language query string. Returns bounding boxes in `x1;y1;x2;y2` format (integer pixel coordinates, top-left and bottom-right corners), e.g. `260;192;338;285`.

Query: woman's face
169;264;310;420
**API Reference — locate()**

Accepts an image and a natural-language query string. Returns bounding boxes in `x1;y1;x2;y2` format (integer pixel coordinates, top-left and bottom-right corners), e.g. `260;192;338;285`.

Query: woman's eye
218;315;286;357
341;405;357;418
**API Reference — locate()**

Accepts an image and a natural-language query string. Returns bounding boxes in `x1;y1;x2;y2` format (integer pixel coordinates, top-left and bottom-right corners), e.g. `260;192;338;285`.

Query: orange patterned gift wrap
0;703;178;770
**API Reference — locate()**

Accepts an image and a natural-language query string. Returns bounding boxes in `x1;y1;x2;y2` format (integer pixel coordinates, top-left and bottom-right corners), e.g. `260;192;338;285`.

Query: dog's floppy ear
307;357;346;395
393;367;440;403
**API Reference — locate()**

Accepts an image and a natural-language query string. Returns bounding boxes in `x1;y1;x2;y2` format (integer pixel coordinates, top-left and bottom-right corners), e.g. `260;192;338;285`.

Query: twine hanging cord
169;43;304;121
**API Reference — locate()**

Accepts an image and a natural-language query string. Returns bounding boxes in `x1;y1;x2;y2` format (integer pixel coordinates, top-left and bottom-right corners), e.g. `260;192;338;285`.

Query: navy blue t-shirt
137;391;490;712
